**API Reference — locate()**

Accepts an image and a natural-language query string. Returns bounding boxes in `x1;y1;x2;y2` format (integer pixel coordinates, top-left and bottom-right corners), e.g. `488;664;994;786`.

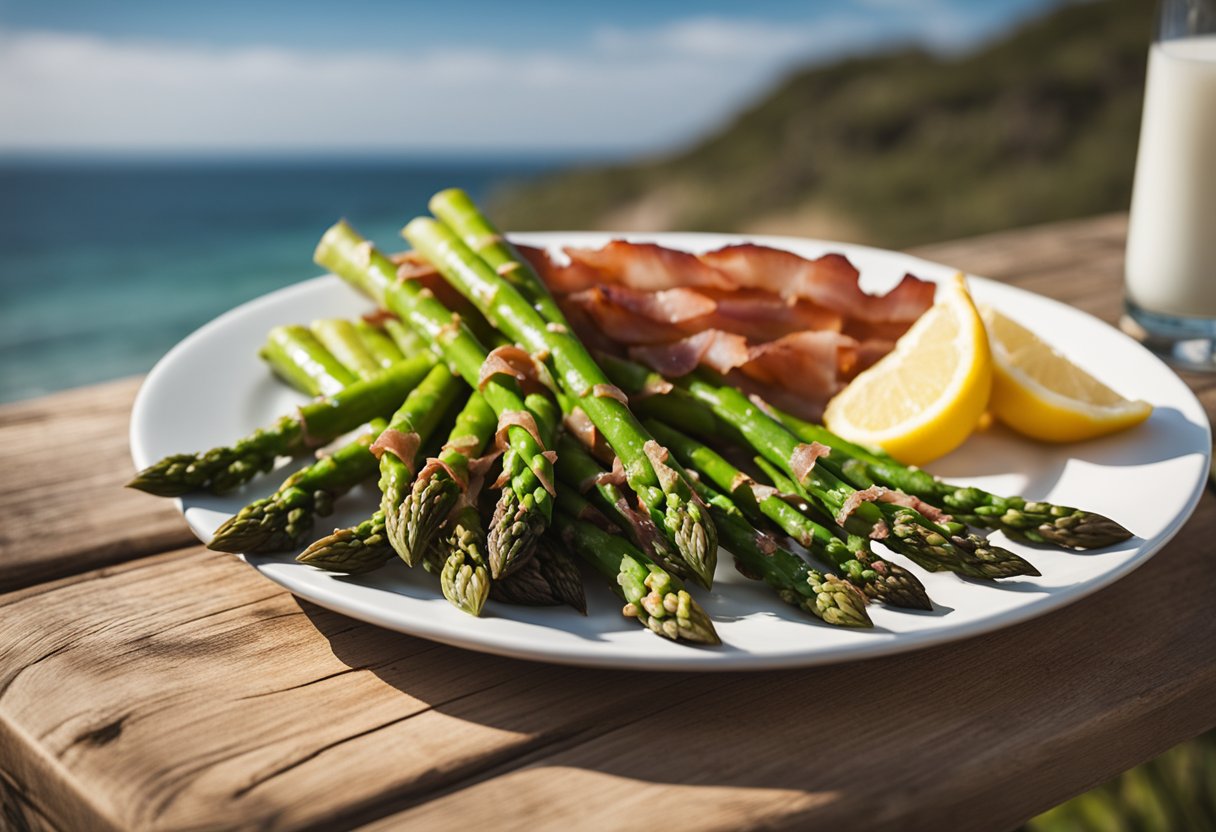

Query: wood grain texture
1;215;1213;832
0;379;196;593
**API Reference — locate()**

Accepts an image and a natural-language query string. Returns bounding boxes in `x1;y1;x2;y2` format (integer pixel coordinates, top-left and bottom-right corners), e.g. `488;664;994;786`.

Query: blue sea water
0;157;565;403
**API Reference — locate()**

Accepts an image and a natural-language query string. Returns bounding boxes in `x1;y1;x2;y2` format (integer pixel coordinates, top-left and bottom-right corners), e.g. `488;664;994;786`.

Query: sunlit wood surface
1;213;1212;831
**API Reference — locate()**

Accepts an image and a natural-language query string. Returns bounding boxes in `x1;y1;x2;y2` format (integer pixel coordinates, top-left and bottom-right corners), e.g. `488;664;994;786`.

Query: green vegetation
492;0;1152;247
1021;730;1216;832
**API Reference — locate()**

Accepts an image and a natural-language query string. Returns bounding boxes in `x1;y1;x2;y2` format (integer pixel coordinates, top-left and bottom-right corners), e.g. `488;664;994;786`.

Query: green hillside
491;0;1153;247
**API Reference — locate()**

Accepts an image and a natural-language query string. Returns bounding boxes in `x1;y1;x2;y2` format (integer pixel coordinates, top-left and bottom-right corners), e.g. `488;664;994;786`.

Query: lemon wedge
981;306;1152;442
824;272;992;465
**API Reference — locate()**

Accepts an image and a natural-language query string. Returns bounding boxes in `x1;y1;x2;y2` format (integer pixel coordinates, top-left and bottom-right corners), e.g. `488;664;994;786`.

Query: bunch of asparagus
129;189;1133;647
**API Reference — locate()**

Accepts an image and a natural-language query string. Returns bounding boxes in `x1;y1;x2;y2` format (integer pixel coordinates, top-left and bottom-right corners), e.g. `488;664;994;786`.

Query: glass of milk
1123;0;1216;370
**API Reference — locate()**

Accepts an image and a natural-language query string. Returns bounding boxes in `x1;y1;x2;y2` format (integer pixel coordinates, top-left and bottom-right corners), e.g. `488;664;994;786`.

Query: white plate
130;232;1212;671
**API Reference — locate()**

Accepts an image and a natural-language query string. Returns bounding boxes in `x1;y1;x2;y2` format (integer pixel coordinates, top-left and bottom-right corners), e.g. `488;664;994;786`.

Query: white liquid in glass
1125;35;1216;318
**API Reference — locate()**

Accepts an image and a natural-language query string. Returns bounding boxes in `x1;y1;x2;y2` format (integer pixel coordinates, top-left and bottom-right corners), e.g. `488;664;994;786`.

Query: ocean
0;157;566;403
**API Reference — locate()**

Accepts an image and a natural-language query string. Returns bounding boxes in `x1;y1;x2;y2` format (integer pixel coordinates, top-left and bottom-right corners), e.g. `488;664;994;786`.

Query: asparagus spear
310;318;383;380
299;500;583;615
428;192;722;583
679;371;1040;580
690;479;871;627
382;317;426;355
287;328;568;614
129;354;435;497
645;419;931;609
403;214;717;588
208;425;384;553
210;363;459;553
429;187;566;325
485;392;560;579
393;390;496;566
553;491;719;645
772;407;1133;549
297;511;394;574
435;503;492;616
315;221;557;576
376;363;466;557
259;324;357;396
489;536;587;613
552;433;688;578
353;318;406;369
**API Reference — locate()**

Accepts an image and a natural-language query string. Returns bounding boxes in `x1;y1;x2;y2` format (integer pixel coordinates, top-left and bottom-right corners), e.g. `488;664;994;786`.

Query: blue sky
0;0;1063;156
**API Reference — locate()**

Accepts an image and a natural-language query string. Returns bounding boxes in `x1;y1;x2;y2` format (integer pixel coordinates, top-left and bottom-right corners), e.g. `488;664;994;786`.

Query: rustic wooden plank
910;213;1131;286
0;378;196;593
364;492;1216;832
0;485;1212;832
2;215;1214;832
0;548;702;831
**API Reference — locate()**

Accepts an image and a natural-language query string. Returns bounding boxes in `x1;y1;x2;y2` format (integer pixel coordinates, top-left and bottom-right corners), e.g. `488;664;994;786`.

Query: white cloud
0;13;998;155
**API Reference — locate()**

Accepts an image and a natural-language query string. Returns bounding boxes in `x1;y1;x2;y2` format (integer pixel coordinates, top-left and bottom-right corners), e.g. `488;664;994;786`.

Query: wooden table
2;214;1213;832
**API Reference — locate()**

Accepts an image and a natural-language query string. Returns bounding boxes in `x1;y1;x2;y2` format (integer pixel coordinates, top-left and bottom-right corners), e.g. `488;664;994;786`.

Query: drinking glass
1123;0;1216;370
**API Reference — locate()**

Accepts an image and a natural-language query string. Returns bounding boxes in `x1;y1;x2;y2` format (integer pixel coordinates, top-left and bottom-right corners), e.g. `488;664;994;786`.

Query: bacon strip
579;456;628;493
790;442;832;484
414;457;466;490
834;485;954;527
634;375;673;399
629;329;750;377
565;240;734;292
563;407;615;466
454;450;502;512
360;309;398;326
369;429;420;472
494;410;546;453
565;285;716;345
591;383;629;404
478;345;543;395
738;331;857;399
442;434;482;456
643;440;681;491
296;407;325;449
531;450;559;497
517;244;601;294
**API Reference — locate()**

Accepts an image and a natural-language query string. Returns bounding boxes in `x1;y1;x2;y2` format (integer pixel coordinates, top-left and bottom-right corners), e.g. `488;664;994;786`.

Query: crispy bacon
516;244;602;294
701;244;933;323
566;285;716;344
565;241;734;291
565;283;844;346
727;372;828;422
739;331;858;400
523;239;933;415
700;244;864;311
865;273;937;324
704;290;844;342
629;329;751;377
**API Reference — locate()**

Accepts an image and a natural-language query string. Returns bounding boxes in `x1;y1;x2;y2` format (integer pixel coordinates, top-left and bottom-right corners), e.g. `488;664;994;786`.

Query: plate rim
130;230;1213;671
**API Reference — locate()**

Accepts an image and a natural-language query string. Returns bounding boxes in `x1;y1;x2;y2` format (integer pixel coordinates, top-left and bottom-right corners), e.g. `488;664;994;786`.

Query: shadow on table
289;511;1216;832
